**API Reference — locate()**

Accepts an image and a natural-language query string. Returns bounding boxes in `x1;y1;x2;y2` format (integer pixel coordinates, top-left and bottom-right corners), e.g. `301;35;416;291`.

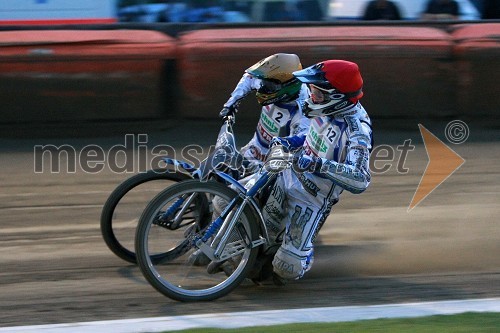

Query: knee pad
272;246;313;280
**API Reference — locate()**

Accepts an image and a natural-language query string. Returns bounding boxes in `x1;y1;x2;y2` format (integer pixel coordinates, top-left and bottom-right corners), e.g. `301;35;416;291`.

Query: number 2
274;112;283;122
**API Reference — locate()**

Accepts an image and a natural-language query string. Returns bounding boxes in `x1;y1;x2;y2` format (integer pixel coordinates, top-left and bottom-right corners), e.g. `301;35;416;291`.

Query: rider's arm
304;118;372;194
223;73;262;109
318;141;371;194
289;84;311;137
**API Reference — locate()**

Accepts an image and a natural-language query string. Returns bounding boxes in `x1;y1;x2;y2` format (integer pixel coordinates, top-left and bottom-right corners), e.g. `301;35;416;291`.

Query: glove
219;105;237;118
270;135;306;151
241;159;262;177
270;137;293;152
294;153;323;173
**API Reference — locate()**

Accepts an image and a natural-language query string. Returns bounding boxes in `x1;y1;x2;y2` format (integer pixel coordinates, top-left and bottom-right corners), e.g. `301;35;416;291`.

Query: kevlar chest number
326;126;337;142
275;111;284;123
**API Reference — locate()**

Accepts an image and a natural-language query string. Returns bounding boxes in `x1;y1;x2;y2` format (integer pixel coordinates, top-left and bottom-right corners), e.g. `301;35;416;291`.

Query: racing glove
270;135;305;152
293;153;323;173
219;104;238;118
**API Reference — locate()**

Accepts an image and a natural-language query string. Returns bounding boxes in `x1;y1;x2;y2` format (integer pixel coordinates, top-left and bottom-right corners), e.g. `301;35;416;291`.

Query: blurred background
0;0;499;328
0;0;486;24
0;0;498;129
113;0;483;23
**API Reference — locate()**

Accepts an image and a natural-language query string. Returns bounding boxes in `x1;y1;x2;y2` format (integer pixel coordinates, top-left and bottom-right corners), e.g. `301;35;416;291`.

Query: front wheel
135;180;260;302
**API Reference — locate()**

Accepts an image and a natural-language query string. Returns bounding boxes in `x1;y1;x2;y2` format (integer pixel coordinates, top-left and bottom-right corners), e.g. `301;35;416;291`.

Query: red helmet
293;60;363;117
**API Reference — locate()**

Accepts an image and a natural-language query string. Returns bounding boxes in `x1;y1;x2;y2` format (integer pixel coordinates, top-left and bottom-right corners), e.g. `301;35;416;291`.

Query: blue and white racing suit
223;73;311;168
263;103;373;280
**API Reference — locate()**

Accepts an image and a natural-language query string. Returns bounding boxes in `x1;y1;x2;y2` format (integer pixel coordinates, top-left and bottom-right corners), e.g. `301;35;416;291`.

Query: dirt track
0;119;499;328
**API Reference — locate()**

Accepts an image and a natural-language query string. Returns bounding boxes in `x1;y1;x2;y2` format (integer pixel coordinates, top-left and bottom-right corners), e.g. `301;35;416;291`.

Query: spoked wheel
135;180;260;302
100;169;191;264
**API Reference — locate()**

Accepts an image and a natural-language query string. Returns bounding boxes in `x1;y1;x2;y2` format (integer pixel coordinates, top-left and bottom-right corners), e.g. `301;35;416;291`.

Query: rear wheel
100;169;191;264
135;180;259;301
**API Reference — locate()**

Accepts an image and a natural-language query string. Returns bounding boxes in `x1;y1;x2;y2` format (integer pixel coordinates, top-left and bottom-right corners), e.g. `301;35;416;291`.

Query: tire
135;180;259;302
100;169;191;264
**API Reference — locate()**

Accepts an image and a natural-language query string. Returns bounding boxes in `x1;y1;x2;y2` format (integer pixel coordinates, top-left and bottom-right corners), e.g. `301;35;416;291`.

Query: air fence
0;22;498;126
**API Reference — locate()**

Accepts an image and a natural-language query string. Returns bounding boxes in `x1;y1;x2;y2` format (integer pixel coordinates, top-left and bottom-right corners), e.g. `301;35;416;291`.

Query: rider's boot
207;256;239;276
188;249;211;266
272;272;288;286
248;244;280;285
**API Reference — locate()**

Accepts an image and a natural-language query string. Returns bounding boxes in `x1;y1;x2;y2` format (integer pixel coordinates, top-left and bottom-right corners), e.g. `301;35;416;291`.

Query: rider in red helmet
295;60;364;117
263;59;373;283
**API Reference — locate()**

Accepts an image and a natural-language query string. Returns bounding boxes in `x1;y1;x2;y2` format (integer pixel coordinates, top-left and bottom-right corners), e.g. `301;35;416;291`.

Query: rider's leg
271;171;338;281
203;174;260;272
191;174;252;267
271;193;319;281
261;174;288;245
248;175;288;283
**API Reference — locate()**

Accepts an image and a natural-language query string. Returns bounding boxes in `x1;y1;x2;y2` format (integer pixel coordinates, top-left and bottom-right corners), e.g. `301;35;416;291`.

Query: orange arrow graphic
408;124;465;211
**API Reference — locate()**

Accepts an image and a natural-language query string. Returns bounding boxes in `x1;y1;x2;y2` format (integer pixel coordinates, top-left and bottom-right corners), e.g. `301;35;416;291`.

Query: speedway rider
191;53;311;267
264;60;373;283
220;53;311;172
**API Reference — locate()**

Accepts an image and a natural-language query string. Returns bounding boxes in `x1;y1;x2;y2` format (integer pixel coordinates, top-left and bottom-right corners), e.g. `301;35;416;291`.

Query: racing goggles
258;79;283;94
309;84;336;104
309;84;362;104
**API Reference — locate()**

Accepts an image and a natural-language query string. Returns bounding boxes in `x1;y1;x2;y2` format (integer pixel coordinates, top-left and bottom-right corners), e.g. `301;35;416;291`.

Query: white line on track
0;298;499;333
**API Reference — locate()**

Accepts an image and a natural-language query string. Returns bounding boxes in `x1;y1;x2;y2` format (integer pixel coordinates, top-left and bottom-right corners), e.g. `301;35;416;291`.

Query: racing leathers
263;102;373;280
223;73;311;171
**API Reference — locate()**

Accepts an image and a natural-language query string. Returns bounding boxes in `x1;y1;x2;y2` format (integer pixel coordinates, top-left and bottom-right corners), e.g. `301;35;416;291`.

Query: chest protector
304;116;348;162
256;104;296;147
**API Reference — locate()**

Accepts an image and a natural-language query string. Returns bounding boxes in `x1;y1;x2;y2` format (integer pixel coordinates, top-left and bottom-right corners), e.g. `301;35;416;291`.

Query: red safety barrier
177;26;454;119
451;23;500;117
452;23;500;49
0;30;177;122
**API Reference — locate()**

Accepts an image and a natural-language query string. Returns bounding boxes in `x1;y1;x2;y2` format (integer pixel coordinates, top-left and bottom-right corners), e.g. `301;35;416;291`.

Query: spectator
482;0;500;19
297;0;324;21
264;1;301;21
422;0;460;20
362;0;402;20
184;0;224;22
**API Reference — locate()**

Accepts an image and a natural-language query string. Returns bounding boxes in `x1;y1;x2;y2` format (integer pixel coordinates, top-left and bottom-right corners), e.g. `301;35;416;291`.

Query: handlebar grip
220;105;238;118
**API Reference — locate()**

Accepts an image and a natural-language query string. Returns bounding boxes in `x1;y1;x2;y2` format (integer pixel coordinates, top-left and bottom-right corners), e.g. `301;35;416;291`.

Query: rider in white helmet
263;59;373;284
190;53;311;268
220;53;311;173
